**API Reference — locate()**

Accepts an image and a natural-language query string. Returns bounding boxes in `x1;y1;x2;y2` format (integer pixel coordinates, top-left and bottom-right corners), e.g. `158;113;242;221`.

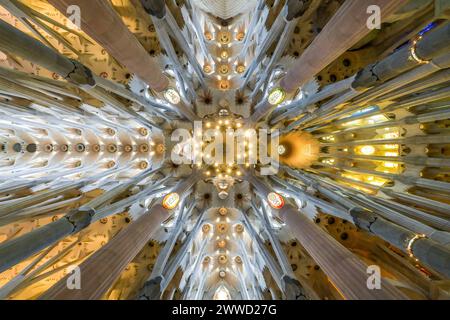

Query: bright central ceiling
192;0;259;19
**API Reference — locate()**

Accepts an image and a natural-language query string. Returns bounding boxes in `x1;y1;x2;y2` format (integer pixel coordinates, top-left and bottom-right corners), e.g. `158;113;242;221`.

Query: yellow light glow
385;152;399;157
343;172;390;187
360;145;375;155
369;115;389;123
342;173;363;182
342;120;361;127
236;64;245;73
321;158;335;165
220;51;229;59
203;64;212;73
383;161;398;168
382;132;399;139
369;179;388;187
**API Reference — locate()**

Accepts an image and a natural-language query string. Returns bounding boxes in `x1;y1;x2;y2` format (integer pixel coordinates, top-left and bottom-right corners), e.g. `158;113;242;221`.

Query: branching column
0;19;94;87
40;172;201;299
246;173;408;299
47;0;169;92
39;204;169;300
280;0;408;92
0;168;154;273
248;0;408;124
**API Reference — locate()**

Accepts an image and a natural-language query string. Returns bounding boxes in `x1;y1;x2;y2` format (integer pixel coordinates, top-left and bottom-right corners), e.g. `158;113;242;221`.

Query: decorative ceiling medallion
268;87;286;106
164;87;181;105
162;192;180;210
267;192;285;209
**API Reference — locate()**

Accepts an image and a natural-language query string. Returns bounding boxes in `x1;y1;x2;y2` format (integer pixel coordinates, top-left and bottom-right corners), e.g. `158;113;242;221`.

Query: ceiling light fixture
162;192;180;210
360;145;376;155
163;88;181;105
268;87;286;106
267;192;285;209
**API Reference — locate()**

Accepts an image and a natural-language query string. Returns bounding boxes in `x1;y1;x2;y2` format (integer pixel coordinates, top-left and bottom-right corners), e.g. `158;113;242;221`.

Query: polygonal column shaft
353;23;450;89
0;208;94;274
39;204;168;300
278;204;408;300
0;19;94;87
48;0;169;91
246;174;408;299
40;173;200;299
280;0;408;92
